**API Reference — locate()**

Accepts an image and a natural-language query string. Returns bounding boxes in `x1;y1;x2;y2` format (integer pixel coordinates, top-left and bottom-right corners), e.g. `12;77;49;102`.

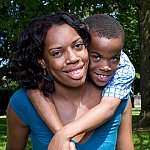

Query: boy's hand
70;142;77;150
48;130;76;150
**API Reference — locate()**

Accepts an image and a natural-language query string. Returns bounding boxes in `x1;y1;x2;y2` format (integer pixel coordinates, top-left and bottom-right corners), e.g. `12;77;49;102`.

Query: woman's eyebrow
72;37;83;44
48;46;62;51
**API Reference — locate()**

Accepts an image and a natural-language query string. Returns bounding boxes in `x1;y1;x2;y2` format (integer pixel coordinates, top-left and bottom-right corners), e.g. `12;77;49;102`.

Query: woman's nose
66;48;80;64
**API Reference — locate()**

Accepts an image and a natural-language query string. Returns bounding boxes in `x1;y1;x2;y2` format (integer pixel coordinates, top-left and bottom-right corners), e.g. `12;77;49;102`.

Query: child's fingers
70;142;76;150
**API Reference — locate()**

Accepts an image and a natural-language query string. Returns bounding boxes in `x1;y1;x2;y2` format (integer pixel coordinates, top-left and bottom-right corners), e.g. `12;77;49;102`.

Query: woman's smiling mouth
64;67;85;80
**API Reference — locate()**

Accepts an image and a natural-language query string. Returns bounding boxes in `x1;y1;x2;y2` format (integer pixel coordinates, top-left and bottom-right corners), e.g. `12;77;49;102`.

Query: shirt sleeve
102;51;135;100
9;89;29;125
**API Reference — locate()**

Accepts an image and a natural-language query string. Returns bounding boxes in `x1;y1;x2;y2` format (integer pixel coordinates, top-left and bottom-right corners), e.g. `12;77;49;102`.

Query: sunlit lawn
132;107;150;150
0;107;149;150
0;116;7;150
0;115;32;150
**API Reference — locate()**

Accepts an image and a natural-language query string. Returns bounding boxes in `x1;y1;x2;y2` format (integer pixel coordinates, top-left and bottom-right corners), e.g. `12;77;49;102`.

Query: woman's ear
38;59;46;69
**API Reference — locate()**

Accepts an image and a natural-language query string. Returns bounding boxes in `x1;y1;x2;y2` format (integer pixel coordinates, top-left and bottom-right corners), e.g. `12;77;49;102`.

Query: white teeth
99;75;107;78
70;69;81;75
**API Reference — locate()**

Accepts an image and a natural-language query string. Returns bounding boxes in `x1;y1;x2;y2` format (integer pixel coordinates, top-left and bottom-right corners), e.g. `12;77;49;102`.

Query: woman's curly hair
11;12;91;95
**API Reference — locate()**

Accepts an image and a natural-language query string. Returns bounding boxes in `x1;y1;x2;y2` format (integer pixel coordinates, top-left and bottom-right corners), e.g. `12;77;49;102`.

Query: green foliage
133;131;150;150
0;76;18;91
135;73;140;79
0;0;140;91
0;77;19;115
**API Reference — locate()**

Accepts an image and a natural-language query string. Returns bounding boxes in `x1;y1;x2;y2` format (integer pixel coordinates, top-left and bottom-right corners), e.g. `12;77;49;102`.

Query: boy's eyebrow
111;53;121;59
114;53;121;57
110;54;120;59
89;51;100;55
88;48;97;53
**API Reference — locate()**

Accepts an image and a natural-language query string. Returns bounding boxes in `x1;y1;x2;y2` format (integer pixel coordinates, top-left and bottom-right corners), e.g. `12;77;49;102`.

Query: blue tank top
9;88;128;150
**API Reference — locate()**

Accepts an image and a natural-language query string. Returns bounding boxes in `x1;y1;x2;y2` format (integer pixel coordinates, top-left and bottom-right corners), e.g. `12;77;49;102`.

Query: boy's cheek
112;64;119;73
88;61;98;70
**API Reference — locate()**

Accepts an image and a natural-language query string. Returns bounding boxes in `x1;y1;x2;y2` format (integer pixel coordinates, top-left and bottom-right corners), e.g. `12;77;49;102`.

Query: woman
6;12;132;150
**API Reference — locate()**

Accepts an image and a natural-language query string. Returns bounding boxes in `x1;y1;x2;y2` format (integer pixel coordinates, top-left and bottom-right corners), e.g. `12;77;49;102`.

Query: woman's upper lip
63;64;84;72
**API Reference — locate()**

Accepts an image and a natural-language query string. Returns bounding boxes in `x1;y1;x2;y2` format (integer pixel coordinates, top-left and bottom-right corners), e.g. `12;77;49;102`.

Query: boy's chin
93;80;108;87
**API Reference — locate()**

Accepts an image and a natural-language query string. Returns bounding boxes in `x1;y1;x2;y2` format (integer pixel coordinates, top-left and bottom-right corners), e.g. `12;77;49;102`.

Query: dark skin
6;104;29;150
28;36;134;150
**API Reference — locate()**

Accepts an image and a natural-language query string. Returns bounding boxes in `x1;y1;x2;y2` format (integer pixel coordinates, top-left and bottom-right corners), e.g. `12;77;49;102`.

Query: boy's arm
60;52;135;138
28;88;120;136
116;99;134;150
27;89;63;133
60;97;121;139
28;52;135;138
43;97;121;150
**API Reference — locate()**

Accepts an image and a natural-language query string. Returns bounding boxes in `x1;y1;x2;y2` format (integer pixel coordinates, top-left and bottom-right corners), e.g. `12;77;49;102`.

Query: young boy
28;14;135;149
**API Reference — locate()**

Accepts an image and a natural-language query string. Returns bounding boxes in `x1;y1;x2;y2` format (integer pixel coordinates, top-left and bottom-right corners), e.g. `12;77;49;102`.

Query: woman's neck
52;80;102;143
53;80;91;102
52;80;102;123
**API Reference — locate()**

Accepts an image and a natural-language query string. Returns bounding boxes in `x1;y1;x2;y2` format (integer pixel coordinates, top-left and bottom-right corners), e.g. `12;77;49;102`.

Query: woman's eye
52;50;62;57
74;43;85;51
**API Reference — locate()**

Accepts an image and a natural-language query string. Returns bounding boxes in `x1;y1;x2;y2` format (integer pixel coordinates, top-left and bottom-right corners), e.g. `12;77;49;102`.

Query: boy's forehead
89;36;122;56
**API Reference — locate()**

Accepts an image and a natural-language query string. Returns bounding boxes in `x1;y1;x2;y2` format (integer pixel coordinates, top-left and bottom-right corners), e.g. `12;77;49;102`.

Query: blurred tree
0;0;141;114
0;0;140;82
139;0;150;127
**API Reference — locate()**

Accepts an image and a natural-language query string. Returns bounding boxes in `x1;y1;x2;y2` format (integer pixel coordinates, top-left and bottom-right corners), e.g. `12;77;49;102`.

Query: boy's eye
90;54;101;62
110;56;120;63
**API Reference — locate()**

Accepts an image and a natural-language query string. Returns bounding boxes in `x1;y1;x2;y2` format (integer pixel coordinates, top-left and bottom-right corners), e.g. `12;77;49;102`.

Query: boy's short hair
84;14;125;42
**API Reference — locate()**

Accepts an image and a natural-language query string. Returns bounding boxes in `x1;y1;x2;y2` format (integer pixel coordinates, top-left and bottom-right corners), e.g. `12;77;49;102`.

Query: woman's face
40;24;89;88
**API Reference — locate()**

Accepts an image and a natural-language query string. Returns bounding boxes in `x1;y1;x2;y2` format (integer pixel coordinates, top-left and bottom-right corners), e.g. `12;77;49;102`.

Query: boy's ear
38;59;46;69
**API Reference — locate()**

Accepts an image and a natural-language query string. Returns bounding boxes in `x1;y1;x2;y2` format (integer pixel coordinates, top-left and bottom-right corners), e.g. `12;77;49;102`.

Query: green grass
132;107;141;116
133;131;150;150
0;115;32;150
132;107;150;150
0;116;7;150
0;108;150;150
132;107;141;127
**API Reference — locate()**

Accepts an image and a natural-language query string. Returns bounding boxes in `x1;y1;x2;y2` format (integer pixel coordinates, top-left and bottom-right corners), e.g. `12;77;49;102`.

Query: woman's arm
116;99;134;150
6;104;30;150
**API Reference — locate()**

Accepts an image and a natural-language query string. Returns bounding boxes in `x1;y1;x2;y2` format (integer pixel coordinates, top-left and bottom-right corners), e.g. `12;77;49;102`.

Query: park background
0;0;150;149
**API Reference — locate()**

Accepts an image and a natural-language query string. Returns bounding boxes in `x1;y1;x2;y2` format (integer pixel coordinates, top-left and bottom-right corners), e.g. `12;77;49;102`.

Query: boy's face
89;36;123;87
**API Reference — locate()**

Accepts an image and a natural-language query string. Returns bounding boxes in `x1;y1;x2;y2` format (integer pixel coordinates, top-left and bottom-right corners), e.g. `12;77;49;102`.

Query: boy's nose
101;59;111;71
103;66;111;71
